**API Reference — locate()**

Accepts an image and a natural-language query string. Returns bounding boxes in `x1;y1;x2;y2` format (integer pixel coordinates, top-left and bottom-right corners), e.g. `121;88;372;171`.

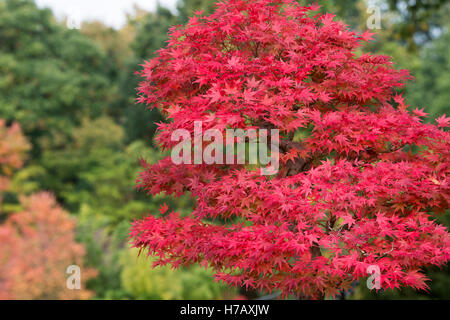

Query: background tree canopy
0;0;448;299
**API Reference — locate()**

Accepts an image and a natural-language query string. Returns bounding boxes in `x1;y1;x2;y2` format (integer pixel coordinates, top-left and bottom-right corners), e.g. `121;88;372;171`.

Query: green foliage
75;213;131;299
406;28;450;118
387;0;448;50
0;0;112;157
20;117;157;221
115;5;176;145
80;21;134;80
120;248;234;300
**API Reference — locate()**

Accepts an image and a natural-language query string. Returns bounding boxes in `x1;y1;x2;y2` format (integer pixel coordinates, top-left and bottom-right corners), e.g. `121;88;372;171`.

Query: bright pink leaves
131;0;449;299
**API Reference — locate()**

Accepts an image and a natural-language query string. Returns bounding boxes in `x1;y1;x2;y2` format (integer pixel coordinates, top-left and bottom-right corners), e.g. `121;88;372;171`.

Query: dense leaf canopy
131;0;450;299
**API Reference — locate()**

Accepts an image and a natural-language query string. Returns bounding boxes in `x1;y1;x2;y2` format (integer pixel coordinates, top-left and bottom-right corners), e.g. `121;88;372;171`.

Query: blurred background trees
120;248;233;300
0;0;112;159
0;121;94;299
0;0;448;299
0;192;97;300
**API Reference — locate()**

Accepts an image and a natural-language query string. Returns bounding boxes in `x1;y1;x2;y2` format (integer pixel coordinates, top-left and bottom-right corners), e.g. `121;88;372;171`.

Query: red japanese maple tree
131;0;449;298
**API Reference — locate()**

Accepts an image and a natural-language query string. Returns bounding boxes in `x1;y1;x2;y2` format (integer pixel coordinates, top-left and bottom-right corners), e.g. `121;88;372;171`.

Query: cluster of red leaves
131;0;449;298
0;193;97;299
0;119;29;197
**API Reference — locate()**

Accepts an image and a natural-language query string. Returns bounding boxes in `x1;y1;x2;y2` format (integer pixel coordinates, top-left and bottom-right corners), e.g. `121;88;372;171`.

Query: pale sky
35;0;179;29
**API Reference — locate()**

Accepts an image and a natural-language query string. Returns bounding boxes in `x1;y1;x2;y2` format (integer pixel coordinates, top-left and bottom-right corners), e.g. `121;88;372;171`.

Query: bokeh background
0;0;448;300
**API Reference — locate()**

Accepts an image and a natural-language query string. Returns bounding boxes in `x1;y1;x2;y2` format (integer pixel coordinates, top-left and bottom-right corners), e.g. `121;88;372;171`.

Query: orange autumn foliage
0;193;97;300
0;119;30;197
